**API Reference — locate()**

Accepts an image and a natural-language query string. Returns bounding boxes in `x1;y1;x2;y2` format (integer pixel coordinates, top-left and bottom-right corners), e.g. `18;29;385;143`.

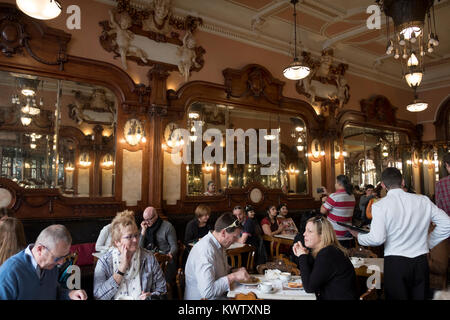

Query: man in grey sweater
139;207;178;282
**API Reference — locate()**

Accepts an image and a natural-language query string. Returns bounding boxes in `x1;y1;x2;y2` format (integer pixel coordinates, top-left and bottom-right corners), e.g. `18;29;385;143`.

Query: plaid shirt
435;175;450;216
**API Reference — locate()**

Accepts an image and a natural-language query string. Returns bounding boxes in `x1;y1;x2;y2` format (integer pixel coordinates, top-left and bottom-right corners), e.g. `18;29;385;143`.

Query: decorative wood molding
223;64;285;106
434;96;450;141
360;95;397;127
0;3;70;70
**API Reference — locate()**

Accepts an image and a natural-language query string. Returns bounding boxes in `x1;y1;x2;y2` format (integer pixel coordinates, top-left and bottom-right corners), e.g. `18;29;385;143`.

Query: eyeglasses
233;206;242;210
225;219;242;230
41;244;70;263
313;215;324;224
122;233;140;240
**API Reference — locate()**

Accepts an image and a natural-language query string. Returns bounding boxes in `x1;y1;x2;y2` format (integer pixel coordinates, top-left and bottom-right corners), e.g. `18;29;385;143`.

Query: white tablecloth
227;275;316;300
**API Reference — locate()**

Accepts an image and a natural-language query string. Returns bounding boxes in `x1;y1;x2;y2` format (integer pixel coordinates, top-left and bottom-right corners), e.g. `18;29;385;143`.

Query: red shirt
435;175;450;216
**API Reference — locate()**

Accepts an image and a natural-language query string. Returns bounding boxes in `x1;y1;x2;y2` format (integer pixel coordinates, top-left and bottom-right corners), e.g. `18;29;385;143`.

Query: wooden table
227;274;316;300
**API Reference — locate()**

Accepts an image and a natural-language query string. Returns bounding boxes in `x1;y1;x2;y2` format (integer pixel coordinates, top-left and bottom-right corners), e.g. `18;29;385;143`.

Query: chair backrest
176;268;185;300
359;287;378;300
349;247;378;258
233;292;261;300
154;252;171;274
256;255;300;276
227;244;256;272
177;240;186;268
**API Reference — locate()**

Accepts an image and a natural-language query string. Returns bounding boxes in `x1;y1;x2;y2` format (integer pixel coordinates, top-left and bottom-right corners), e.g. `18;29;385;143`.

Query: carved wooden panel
360;95;397;127
223;64;285;106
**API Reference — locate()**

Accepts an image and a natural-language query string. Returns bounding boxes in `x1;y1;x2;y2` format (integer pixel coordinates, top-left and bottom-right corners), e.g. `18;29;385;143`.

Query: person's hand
277;224;287;232
69;289;88;300
293;241;308;257
167;253;173;261
140;220;148;235
231;267;250;283
349;229;359;238
139;291;151;300
118;243;132;272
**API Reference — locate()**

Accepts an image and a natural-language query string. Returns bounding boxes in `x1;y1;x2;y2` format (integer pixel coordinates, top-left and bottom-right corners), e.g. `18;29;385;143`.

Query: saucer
258;288;276;294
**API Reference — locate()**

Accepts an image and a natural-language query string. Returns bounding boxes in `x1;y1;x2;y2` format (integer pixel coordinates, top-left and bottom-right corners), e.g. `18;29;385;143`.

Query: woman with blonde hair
0;217;26;266
93;210;166;300
293;214;356;300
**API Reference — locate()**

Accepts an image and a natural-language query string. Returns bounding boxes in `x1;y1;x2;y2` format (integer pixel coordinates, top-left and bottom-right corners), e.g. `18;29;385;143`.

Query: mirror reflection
343;125;412;189
185;102;309;196
0;70;117;197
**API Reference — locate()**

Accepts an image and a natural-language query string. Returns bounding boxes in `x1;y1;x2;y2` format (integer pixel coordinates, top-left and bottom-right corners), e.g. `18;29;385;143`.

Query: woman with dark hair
261;205;285;237
320;175;356;248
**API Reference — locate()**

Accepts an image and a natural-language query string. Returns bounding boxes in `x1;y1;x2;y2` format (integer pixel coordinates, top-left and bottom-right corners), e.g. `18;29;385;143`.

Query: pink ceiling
325;21;360;37
346;12;371;21
356;42;387;55
343;29;383;43
276;8;327;33
227;0;274;10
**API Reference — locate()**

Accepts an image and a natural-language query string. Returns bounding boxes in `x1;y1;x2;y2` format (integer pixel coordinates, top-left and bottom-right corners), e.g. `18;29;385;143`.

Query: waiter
349;167;450;300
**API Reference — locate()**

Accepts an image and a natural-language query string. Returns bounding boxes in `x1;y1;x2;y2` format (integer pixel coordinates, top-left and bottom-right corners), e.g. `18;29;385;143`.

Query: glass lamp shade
400;26;422;40
16;0;62;20
21;116;31;126
283;60;310;80
406;100;428;112
405;72;423;87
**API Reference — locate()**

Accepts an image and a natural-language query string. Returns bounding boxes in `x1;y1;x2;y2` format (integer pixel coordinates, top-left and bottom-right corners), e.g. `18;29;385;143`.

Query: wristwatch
116;270;125;276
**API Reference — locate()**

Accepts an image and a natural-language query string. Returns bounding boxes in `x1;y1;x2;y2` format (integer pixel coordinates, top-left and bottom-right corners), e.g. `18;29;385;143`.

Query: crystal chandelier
283;0;310;80
12;77;43;126
16;0;62;20
377;0;439;112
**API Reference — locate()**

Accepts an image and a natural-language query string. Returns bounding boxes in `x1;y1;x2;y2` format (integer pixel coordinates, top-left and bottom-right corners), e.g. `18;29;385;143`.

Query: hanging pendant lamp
16;0;62;20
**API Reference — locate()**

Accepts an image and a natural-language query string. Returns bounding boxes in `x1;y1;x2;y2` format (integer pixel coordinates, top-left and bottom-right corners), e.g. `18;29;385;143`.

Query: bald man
139;207;178;282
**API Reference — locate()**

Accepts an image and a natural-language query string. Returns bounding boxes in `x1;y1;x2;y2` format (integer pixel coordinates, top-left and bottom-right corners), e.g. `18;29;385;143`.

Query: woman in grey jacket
93;211;166;300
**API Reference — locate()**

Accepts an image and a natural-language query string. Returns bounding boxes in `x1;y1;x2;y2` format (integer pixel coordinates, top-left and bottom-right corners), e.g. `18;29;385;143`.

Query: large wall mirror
0;70;117;197
184;101;309;196
343;124;412;189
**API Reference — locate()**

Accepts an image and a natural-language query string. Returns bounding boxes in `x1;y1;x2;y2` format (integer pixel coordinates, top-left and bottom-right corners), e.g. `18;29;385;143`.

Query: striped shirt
322;190;355;240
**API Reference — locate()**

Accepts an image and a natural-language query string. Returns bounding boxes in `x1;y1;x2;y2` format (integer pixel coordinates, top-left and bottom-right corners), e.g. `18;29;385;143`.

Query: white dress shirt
184;232;230;300
95;224;112;252
358;189;450;258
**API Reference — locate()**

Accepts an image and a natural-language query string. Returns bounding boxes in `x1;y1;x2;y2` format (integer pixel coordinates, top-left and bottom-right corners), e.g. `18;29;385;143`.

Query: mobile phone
316;187;324;193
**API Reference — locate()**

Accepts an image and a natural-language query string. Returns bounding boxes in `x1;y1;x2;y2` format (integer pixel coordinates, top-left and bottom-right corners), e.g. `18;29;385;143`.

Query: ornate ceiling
97;0;450;91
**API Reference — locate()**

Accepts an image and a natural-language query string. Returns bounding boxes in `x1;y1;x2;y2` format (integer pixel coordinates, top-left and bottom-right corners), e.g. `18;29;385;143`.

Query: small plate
258;287;277;294
239;277;261;286
283;283;304;290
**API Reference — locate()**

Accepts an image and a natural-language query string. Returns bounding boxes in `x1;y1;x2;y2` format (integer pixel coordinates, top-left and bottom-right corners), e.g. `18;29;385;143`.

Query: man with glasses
0;224;87;300
184;212;251;299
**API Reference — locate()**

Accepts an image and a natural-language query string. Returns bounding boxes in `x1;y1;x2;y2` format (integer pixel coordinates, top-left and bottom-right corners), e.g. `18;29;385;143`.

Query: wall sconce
407;160;412;165
79;152;91;167
124;118;145;146
65;162;75;172
311;139;324;159
220;164;227;175
203;163;213;173
101;153;114;168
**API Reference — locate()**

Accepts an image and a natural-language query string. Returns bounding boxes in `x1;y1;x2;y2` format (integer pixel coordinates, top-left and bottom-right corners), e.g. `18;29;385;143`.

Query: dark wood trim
434;96;450;141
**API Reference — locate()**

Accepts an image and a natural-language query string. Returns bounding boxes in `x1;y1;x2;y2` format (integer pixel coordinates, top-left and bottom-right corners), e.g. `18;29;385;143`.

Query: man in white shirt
349;167;450;300
184;212;250;300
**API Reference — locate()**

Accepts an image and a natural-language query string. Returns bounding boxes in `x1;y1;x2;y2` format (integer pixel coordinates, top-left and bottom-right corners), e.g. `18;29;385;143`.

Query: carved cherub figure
177;31;200;82
142;0;172;35
108;10;148;70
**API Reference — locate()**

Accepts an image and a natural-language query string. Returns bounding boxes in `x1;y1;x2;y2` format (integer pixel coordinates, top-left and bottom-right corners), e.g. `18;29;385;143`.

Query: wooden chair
154;252;171;274
262;235;294;261
256;255;300;276
227;244;256;272
349;247;378;258
359;287;378;300
176;268;185;300
177;240;186;269
233;292;262;300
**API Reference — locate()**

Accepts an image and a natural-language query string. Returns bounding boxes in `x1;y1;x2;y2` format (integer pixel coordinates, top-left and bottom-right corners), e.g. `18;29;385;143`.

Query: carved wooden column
322;104;337;193
147;64;169;218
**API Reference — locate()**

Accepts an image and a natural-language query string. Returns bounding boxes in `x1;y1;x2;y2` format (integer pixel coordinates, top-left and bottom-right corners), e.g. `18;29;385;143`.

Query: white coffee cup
258;281;273;293
279;272;291;282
